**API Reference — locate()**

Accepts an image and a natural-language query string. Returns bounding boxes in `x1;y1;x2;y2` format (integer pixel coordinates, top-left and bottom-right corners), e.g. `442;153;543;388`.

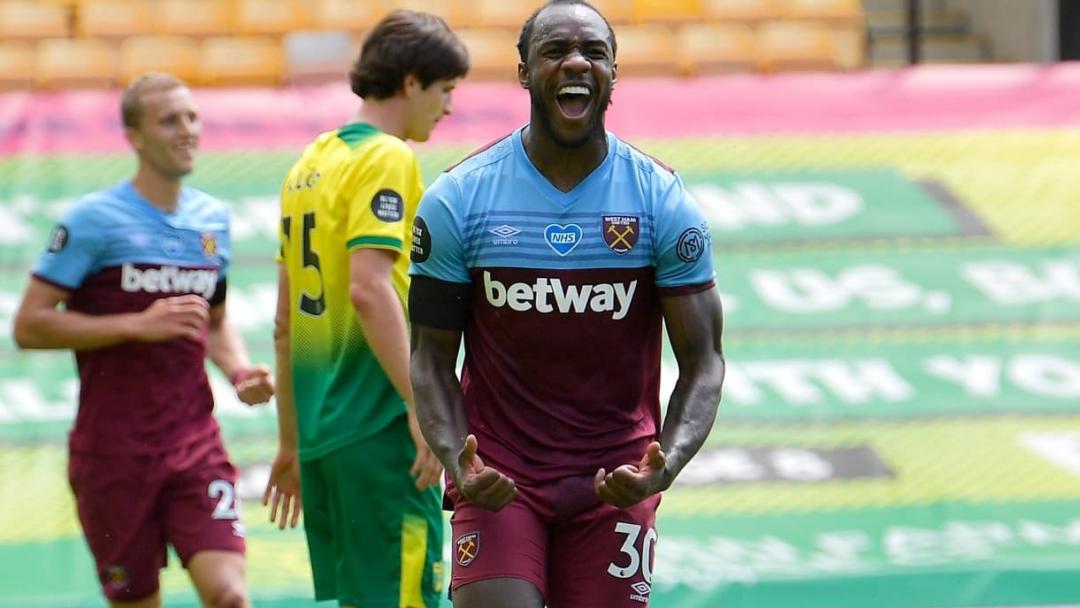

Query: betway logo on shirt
483;271;637;320
121;263;218;299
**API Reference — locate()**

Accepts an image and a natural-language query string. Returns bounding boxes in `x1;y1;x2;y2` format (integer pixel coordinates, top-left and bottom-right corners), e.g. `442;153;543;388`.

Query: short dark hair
517;0;617;63
350;10;469;100
121;72;187;128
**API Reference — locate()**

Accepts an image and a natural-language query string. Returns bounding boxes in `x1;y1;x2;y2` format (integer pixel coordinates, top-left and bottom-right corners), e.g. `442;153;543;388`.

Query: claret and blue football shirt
32;181;231;455
410;128;715;485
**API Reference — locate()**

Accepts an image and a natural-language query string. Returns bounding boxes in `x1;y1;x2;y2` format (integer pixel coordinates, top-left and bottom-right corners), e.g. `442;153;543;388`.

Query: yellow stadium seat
157;0;234;37
472;0;536;29
830;26;866;69
119;36;201;85
76;0;154;38
453;29;521;81
610;24;677;77
36;38;118;88
283;30;356;85
756;22;837;72
631;0;703;24
200;36;282;86
786;0;865;26
0;43;36;90
384;0;471;29
0;1;70;41
676;23;756;75
233;0;310;36
312;0;385;32
701;0;784;24
589;0;633;25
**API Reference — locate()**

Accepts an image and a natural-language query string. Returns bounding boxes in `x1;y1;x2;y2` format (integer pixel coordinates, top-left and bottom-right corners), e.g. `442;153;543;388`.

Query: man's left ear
611;64;617;89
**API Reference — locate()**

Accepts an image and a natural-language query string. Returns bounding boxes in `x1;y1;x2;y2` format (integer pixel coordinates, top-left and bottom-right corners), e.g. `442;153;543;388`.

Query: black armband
409;275;471;331
208;278;227;306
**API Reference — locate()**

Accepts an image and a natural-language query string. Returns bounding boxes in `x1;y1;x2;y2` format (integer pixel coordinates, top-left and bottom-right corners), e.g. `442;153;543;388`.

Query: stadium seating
702;0;785;24
384;0;471;29
589;0;633;25
0;0;69;40
677;23;758;75
76;0;154;39
233;0;310;36
0;0;869;90
311;0;385;32
35;38;118;88
199;36;282;86
119;36;201;85
609;24;679;77
631;0;704;24
283;30;355;85
786;0;865;26
156;0;234;37
472;0;537;30
756;21;839;71
0;43;36;90
453;29;521;81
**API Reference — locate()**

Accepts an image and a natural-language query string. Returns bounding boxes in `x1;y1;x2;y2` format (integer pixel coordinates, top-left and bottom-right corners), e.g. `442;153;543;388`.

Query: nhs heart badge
544;224;583;256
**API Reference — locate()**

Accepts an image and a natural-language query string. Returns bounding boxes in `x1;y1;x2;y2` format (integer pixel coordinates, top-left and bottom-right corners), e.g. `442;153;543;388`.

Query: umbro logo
490;224;520;245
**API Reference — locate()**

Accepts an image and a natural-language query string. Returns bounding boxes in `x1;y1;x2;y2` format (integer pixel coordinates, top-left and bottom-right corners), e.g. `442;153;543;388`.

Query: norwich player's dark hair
350;10;470;100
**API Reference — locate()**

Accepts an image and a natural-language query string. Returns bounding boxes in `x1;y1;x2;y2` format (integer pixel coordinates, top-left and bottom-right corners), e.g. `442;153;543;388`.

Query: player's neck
522;125;608;193
353;100;406;140
131;166;183;214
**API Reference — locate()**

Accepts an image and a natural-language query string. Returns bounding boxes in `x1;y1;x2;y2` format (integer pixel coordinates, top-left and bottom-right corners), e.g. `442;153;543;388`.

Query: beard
530;86;612;149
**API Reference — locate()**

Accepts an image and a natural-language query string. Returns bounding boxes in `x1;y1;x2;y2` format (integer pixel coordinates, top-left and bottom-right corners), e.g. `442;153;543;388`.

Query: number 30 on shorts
607;522;657;582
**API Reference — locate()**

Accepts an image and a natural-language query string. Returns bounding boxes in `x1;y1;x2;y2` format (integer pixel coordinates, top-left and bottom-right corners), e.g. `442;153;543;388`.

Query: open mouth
555;84;592;120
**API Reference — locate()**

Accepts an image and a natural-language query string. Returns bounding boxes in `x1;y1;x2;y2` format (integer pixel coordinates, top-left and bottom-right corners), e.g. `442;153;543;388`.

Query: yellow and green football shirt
279;122;424;461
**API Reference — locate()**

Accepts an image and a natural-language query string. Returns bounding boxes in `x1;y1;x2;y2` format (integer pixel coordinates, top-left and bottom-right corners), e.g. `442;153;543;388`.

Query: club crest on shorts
456;532;479;566
105;565;128;590
602;215;639;254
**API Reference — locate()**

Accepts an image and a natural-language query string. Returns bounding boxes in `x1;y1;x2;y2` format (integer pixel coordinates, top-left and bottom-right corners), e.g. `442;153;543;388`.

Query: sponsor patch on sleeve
47;225;69;253
411;216;431;262
371;189;404;223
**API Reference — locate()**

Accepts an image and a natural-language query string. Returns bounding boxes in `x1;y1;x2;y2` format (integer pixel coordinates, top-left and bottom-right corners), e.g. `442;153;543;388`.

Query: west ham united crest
201;232;218;257
602;215;639;254
456;532;479;566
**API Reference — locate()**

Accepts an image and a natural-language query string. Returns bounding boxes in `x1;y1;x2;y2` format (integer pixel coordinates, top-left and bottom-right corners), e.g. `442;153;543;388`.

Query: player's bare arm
411;324;517;511
596;287;725;508
265;264;302;530
351;247;442;489
206;299;274;406
13;276;209;350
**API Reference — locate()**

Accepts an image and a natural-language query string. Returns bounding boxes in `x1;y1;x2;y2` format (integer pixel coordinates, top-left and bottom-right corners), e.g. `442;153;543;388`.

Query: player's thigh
547;494;661;608
187;550;248;608
321;417;446;607
69;452;168;603
452;577;544;608
445;483;547;604
161;437;246;565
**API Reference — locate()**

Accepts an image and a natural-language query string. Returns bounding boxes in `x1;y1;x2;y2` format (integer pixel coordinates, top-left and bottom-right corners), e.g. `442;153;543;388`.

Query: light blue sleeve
214;202;232;279
31;200;105;290
653;172;715;289
409;173;470;284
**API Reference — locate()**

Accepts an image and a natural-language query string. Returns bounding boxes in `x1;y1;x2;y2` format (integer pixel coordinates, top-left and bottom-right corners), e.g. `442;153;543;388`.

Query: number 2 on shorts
607;522;658;582
208;479;239;520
